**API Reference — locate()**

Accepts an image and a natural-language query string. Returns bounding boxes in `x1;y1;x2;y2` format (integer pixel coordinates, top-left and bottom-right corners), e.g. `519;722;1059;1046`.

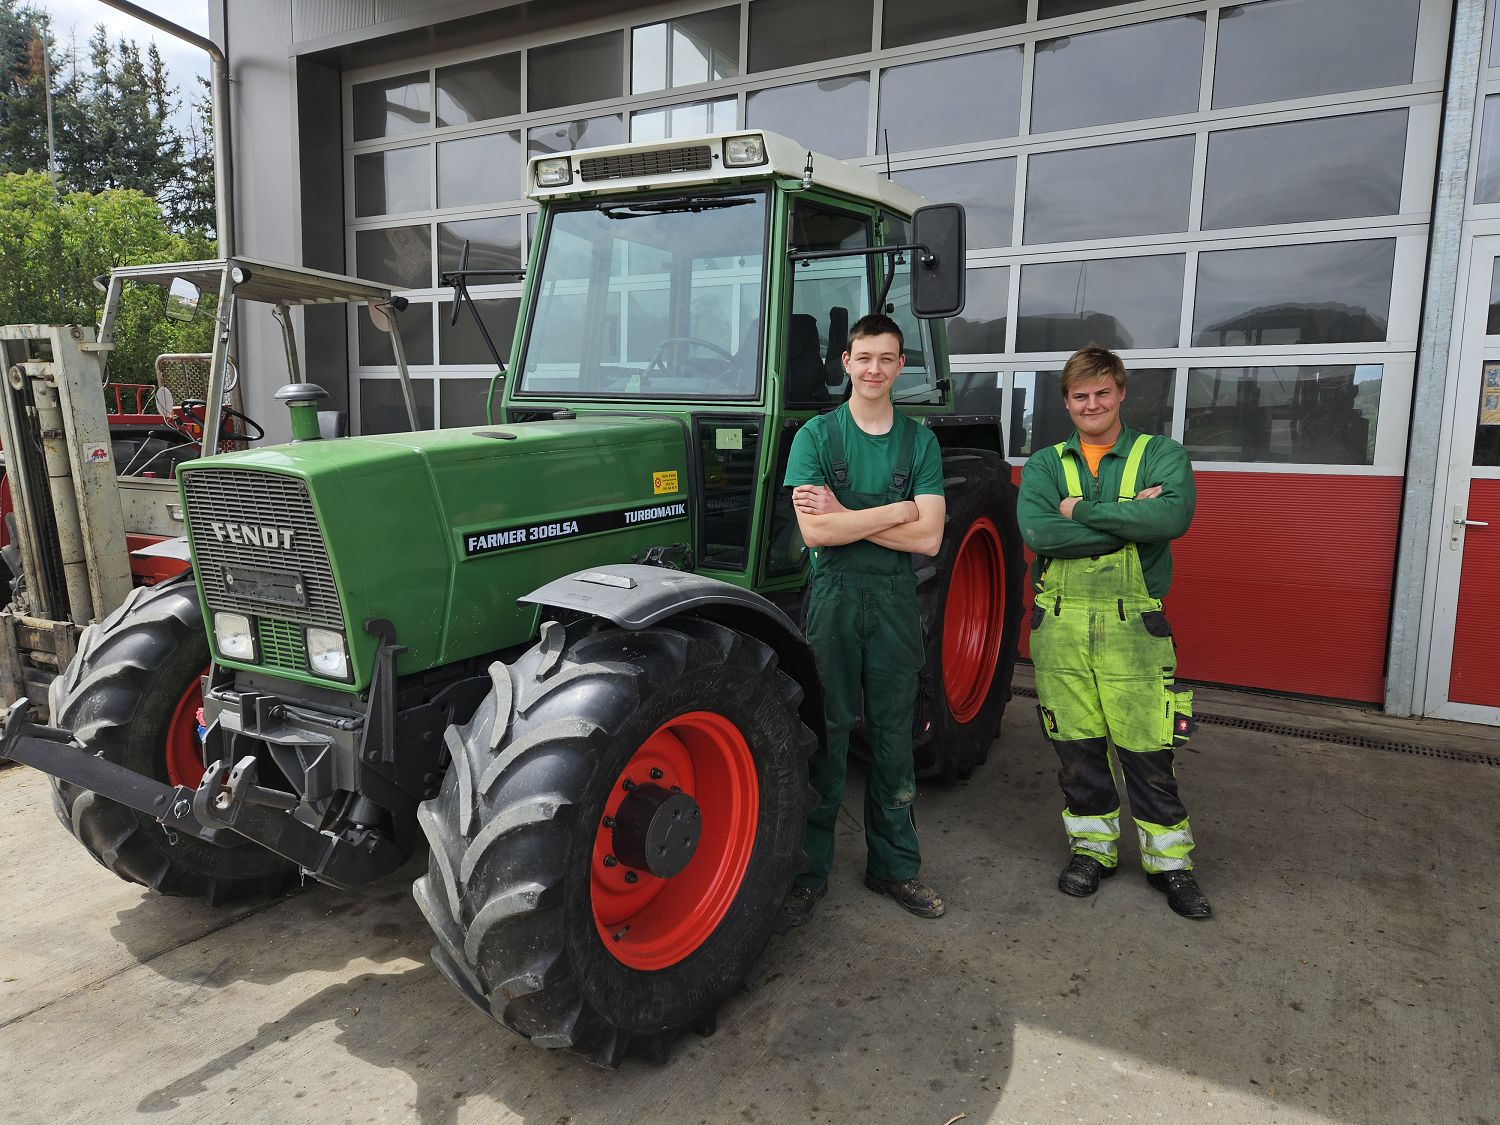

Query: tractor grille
257;619;308;673
181;469;343;632
579;145;712;182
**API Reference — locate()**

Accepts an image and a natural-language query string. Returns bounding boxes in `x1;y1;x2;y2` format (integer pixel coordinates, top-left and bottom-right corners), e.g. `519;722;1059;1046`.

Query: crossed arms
792;485;946;557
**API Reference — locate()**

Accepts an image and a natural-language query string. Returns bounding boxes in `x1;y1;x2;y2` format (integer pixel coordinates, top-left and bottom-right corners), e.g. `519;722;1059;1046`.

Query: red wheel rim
942;518;1005;724
591;711;759;971
164;671;208;788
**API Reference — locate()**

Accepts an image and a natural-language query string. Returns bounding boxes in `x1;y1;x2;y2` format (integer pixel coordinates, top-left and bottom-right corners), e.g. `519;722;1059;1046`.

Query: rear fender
519;564;826;750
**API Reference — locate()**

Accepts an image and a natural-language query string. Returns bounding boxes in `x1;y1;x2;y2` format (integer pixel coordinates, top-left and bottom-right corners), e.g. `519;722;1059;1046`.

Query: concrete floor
2;681;1498;1125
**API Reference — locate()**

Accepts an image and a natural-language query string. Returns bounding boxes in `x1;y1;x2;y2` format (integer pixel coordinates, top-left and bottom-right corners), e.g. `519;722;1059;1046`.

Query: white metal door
1428;235;1500;724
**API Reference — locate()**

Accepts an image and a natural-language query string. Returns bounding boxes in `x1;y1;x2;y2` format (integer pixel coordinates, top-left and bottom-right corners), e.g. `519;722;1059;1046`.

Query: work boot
1057;854;1116;897
863;874;945;918
1146;870;1212;919
781;883;827;929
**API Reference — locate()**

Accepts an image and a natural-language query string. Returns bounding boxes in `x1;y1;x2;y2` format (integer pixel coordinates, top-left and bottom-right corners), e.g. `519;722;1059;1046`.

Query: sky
36;1;211;130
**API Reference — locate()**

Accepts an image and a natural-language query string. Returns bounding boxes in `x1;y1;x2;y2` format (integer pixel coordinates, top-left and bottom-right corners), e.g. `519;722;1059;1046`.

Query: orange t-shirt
1080;439;1112;478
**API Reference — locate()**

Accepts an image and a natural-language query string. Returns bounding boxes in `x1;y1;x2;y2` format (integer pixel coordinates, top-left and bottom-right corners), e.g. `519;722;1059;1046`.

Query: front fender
519;564;826;750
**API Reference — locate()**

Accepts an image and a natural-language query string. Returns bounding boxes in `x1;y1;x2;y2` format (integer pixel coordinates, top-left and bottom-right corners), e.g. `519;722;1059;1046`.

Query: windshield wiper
597;195;756;219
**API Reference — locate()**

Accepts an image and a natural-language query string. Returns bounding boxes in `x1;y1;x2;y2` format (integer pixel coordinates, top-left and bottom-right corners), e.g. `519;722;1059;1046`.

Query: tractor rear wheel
413;615;816;1066
914;448;1024;782
48;577;297;903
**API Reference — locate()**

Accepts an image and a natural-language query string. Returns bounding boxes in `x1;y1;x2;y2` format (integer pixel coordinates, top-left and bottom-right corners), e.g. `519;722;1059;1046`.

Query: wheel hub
611;783;701;878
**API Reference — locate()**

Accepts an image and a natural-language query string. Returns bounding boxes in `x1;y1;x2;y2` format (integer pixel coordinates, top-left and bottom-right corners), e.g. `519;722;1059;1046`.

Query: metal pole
1386;0;1486;716
97;0;234;255
22;372;94;625
386;309;422;431
39;29;57;195
202;268;236;458
274;303;303;384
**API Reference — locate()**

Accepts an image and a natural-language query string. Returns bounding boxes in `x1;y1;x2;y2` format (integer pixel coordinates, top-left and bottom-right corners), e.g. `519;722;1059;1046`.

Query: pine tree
0;1;58;176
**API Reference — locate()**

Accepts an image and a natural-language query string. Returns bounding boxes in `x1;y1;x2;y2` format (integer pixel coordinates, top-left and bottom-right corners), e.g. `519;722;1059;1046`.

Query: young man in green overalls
780;313;947;926
1017;346;1211;919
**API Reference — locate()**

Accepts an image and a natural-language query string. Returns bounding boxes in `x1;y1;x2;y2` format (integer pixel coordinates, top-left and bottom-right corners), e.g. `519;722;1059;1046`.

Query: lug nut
601;815;616;829
624;871;639;884
602;855;618;868
622;778;636;791
650;767;664;780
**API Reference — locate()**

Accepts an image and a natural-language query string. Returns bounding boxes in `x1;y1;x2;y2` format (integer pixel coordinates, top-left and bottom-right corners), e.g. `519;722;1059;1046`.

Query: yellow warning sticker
652;470;679;495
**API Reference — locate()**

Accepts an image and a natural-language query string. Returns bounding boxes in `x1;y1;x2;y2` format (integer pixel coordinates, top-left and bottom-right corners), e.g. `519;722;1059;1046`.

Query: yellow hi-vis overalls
1029;434;1197;873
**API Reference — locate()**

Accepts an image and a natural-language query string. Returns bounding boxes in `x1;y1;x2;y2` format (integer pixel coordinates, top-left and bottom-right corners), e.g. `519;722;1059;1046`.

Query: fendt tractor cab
0;132;1023;1066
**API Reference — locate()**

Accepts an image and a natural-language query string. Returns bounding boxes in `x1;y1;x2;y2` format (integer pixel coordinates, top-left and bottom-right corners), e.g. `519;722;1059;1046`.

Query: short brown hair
1060;345;1126;396
847;312;904;353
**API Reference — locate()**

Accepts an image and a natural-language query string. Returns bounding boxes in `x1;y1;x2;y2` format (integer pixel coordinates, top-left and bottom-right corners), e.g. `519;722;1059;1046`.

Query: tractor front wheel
47;577;298;903
413;615;816;1066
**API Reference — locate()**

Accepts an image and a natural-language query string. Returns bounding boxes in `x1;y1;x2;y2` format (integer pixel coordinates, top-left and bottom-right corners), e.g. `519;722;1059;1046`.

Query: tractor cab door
760;197;876;585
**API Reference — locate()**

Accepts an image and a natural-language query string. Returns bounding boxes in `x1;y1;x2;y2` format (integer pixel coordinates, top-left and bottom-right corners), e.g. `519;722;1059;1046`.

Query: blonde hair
1060;345;1126;396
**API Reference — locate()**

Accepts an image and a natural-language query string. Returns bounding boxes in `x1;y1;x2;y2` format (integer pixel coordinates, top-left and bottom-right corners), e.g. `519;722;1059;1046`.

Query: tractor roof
527;130;932;217
103;257;399;307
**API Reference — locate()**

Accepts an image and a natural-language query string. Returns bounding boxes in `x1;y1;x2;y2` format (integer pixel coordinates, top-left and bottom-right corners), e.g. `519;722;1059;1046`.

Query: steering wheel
645;336;736;375
179;399;266;445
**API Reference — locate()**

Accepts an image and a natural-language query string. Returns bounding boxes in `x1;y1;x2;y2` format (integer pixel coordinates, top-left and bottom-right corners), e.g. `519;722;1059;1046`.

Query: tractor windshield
516;191;768;399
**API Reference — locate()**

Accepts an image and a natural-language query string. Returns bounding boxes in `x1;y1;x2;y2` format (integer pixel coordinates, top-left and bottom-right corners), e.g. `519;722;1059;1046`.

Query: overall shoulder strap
886;413;918;501
822;406;849;489
1117;433;1153;501
1053;441;1083;499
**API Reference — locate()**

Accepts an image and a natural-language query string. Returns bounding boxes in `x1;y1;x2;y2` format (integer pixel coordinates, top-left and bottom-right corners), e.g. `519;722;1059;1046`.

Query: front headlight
305;626;350;681
214;612;256;660
535;157;572;187
723;134;767;167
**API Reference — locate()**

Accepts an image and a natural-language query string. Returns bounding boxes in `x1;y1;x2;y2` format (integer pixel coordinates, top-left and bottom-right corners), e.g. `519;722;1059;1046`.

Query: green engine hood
178;417;692;691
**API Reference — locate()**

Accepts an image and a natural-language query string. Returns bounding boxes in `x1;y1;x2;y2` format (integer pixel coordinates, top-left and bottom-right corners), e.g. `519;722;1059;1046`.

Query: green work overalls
1029;434;1196;874
795;406;925;889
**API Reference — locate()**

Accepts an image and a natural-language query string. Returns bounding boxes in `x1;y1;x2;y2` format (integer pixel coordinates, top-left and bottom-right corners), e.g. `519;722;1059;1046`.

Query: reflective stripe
1072;838;1118;864
1136;820;1194;873
1117;434;1153;500
1053;441;1083;498
1062;809;1120;839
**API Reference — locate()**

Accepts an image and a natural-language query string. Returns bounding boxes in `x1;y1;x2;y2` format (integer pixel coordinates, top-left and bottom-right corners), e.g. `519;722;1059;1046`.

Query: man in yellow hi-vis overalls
1017;346;1210;919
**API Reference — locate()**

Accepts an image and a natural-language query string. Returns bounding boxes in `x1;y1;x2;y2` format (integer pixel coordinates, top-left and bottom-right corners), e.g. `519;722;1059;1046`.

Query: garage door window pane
632;98;736;143
440;378;495;428
1185;365;1382;464
878;48;1022;153
527;115;625;159
437;132;521;209
1017;256;1184;352
947;267;1008;354
1012;368;1174;456
1475;96;1500;204
1204;111;1408;230
439;216;525;277
359;307;433;367
894;159;1015;248
633;8;739;93
1212;0;1419;109
1032;16;1204;134
749;0;871;73
1192;241;1395;347
747;75;869;159
883;0;1024;49
356;225;431;290
436;54;520;127
439;298;520;365
1038;0;1132;18
528;32;624;113
354;146;429;217
360;378;434;434
353;71;429;141
1024;136;1194;245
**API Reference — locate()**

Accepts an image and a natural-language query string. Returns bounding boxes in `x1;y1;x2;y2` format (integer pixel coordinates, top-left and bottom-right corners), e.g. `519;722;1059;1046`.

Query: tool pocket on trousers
1036;703;1060;741
1030;603;1045;631
1161;681;1196;748
1140;610;1172;638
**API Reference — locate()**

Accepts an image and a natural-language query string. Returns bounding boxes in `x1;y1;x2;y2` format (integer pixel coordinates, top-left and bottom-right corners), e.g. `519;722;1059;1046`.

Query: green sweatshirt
1016;422;1196;599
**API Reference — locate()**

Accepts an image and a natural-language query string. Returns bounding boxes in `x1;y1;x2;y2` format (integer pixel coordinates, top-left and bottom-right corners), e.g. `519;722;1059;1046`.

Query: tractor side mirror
910;203;966;319
165;278;201;322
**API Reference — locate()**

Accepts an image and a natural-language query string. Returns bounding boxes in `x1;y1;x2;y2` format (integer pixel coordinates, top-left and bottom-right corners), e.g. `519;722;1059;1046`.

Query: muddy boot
1058;854;1116;897
782;883;827;929
1146;870;1212;919
863;874;945;918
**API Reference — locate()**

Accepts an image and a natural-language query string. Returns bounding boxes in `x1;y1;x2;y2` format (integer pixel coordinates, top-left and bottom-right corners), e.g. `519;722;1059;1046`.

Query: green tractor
1;131;1023;1065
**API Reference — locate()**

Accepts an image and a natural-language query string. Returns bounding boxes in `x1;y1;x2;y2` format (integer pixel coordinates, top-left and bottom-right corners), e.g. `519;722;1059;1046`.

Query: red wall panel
1449;479;1500;708
1012;467;1402;703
